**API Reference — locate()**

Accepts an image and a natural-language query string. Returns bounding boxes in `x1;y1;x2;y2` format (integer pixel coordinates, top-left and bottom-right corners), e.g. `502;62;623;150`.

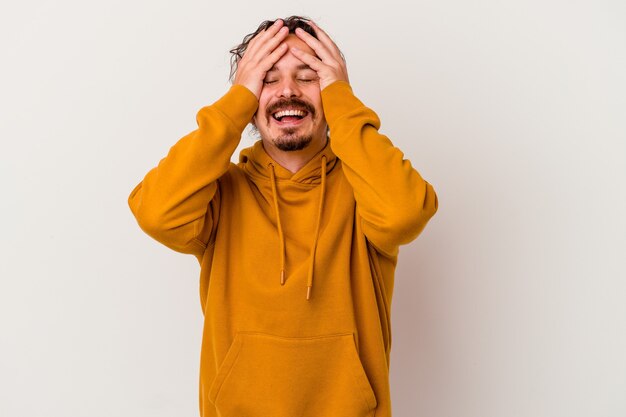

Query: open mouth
271;109;309;125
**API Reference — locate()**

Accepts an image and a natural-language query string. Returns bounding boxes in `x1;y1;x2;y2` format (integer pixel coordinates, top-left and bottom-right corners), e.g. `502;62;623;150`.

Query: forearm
128;84;258;255
322;81;438;257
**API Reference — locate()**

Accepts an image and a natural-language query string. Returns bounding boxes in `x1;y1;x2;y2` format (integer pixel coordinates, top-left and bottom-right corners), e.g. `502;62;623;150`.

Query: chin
273;134;313;152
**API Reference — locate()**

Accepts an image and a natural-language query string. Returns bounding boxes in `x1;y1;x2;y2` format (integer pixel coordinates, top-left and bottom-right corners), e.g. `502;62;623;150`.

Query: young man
129;16;438;417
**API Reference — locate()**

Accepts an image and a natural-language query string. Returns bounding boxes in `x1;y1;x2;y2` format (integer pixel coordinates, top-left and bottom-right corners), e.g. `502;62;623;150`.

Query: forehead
282;34;315;54
267;34;317;71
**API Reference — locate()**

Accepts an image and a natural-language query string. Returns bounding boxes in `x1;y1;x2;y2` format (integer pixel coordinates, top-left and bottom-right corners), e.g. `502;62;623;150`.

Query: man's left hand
290;21;350;91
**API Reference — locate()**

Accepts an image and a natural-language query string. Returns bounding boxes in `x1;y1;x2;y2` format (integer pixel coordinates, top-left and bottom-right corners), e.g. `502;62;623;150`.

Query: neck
262;136;328;174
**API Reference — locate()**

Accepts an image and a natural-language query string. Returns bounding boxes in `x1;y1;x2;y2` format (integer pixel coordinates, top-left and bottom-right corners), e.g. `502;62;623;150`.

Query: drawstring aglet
280;269;285;285
306;285;312;300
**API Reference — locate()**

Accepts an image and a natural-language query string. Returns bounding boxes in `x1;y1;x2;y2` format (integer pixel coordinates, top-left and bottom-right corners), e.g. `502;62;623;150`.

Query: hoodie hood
239;139;337;184
238;139;338;300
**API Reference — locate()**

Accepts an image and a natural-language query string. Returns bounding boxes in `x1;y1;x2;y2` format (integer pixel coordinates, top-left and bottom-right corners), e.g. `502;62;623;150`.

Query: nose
276;77;301;98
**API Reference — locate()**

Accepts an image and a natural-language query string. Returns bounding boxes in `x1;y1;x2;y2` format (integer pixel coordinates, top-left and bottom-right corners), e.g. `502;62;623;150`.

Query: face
252;35;328;152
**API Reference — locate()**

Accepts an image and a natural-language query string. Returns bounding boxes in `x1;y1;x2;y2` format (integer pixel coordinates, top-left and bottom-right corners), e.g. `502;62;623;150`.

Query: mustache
266;98;316;119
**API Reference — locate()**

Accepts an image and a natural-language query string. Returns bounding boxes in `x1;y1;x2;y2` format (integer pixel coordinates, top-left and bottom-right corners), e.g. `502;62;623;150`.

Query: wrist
234;82;260;100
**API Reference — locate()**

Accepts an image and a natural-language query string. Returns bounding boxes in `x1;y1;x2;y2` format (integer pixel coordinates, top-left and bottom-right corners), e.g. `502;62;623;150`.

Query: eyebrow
266;64;314;73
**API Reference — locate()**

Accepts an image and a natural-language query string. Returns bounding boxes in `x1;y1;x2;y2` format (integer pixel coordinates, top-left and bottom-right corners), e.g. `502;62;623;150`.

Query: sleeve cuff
320;81;367;126
204;84;259;132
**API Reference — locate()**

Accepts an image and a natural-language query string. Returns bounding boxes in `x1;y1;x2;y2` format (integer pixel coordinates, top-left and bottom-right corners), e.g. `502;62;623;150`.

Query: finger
247;20;281;46
302;22;343;61
289;47;324;72
260;42;289;70
293;27;335;63
251;26;290;60
247;20;286;55
307;21;334;45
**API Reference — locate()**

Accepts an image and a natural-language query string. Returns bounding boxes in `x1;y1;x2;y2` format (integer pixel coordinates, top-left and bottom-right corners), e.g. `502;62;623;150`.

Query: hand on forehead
279;34;318;59
288;20;350;90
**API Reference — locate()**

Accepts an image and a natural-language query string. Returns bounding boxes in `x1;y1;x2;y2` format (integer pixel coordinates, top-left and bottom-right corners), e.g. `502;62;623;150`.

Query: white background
1;1;625;416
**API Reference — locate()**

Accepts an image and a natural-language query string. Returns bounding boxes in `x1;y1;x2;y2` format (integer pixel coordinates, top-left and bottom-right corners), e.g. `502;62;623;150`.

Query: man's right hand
234;19;290;99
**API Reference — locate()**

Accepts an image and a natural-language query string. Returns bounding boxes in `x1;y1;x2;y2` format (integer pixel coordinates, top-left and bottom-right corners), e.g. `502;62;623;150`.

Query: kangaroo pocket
208;331;377;417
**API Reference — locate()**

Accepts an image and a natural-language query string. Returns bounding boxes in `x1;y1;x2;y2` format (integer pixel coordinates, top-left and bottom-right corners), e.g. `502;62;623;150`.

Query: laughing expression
252;35;328;152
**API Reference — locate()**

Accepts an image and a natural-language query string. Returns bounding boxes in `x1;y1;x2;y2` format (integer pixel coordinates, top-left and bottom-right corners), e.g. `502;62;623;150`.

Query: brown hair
228;16;319;83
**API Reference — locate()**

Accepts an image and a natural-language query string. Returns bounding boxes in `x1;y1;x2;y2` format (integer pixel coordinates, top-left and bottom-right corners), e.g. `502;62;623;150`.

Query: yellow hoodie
128;80;438;417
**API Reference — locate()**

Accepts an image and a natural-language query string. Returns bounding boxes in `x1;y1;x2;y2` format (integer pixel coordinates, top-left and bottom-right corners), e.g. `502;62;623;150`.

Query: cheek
253;115;265;128
257;89;272;106
303;91;323;110
254;100;270;124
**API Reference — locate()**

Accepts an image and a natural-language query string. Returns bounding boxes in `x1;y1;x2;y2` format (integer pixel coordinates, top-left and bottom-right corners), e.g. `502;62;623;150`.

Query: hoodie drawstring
306;155;327;300
268;164;286;286
268;156;328;300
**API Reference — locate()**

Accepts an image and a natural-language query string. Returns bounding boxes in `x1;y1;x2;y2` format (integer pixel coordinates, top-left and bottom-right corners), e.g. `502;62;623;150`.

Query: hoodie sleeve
128;84;258;261
321;81;438;258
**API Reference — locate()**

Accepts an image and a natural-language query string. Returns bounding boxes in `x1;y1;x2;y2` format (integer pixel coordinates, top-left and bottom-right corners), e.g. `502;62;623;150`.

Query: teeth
273;109;306;118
